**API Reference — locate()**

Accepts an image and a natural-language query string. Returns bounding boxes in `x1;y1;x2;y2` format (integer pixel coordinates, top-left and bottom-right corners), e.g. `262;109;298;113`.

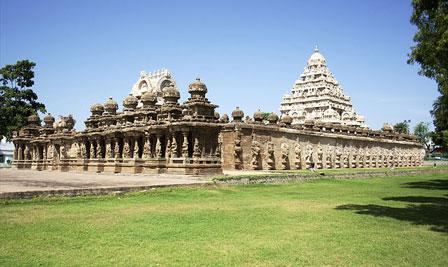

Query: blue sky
0;0;438;131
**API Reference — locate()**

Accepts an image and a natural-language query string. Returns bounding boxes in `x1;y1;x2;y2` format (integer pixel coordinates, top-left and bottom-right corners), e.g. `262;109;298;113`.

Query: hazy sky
0;0;438;130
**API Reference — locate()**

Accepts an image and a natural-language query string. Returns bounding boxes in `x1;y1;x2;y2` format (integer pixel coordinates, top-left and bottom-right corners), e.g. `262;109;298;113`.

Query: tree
413;122;431;150
408;0;448;149
394;120;410;134
0;60;46;140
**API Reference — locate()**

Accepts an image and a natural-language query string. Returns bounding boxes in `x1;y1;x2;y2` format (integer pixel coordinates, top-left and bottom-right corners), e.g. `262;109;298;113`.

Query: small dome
104;97;118;114
281;114;292;125
253;109;264;122
90;103;104;116
307;46;326;66
188;77;208;95
267;112;279;124
27;114;40;125
141;91;157;107
214;111;220;120
65;115;75;129
220;113;229;123
123;94;138;110
43;113;55;126
162;85;180;103
231;107;244;122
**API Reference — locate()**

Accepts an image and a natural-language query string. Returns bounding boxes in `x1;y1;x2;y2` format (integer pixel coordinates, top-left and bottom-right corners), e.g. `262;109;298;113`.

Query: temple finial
314;45;319;52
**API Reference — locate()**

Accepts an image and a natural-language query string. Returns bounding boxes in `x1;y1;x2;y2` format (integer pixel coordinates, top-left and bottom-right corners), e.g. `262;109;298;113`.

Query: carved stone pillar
114;139;120;159
17;144;22;160
143;136;151;159
123;137;131;159
106;139;113;159
155;135;162;158
171;135;178;158
89;141;95;159
13;143;18;160
165;135;172;159
182;132;189;158
81;142;87;159
193;137;200;163
24;145;30;161
133;137;140;159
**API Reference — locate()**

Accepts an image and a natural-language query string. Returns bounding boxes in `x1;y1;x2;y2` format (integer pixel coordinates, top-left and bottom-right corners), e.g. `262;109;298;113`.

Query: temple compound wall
11;73;425;175
221;117;424;171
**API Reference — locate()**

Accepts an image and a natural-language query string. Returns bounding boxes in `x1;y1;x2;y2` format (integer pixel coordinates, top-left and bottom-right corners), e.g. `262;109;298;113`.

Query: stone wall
221;122;424;171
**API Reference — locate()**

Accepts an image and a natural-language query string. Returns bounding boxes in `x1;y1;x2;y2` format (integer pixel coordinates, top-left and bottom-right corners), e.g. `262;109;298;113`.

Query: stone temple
280;47;367;127
11;49;425;174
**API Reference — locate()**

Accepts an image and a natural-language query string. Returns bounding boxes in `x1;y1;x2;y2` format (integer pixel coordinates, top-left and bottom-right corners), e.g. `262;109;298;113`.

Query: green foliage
0;60;46;140
393;120;410;134
413;122;432;150
1;174;447;266
262;112;272;120
408;0;448;149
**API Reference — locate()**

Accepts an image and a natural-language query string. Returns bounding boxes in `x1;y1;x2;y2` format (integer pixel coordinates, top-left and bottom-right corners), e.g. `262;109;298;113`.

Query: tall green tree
408;0;448;149
0;60;46;140
413;122;432;150
394;120;410;134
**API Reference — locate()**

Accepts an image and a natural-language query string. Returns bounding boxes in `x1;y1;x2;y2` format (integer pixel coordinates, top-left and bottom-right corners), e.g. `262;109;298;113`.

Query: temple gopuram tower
280;47;367;128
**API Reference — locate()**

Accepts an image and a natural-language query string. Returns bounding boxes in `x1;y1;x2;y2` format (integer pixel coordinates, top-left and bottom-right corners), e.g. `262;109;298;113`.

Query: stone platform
0;169;211;199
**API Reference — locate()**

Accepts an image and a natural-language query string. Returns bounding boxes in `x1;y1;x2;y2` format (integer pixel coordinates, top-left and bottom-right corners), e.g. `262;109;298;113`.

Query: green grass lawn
1;174;447;266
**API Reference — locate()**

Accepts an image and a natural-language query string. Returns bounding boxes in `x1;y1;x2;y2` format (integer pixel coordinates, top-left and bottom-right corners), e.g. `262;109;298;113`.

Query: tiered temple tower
280;47;367;128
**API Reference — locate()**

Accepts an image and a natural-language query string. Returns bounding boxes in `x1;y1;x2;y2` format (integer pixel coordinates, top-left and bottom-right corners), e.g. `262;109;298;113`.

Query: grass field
1;173;447;266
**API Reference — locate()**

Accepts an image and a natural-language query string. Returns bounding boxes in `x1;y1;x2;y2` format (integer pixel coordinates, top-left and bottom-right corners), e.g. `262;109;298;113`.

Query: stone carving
182;133;189;158
266;142;275;170
133;139;139;159
234;132;242;169
143;137;151;159
11;70;424;175
294;143;302;169
165;137;172;159
123;139;131;159
171;137;178;158
280;47;367;128
250;141;261;170
281;143;289;170
155;136;162;158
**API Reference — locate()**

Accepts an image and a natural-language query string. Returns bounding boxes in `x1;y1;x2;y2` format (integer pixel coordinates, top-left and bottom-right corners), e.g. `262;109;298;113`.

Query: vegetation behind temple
0;60;46;140
408;0;448;150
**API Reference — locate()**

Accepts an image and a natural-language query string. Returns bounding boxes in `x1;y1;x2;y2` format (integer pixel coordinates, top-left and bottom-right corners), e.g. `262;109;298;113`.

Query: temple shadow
402;179;448;190
336;198;448;233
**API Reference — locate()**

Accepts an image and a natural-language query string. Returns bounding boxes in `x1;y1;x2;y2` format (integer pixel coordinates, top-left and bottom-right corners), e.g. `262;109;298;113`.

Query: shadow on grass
403;179;448;190
336;179;448;233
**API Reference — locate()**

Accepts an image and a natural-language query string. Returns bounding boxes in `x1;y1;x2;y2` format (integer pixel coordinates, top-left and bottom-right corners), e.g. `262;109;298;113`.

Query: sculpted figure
143;137;151;159
133;139;140;159
305;142;314;167
24;145;30;160
171;137;178;157
266;142;275;170
123;139;131;159
182;133;189;158
193;138;201;163
335;144;343;168
294;143;302;169
234;133;242;169
311;143;319;169
60;143;67;160
155;136;162;158
165;137;172;159
281;143;289;170
114;140;120;159
250;141;261;170
215;133;222;158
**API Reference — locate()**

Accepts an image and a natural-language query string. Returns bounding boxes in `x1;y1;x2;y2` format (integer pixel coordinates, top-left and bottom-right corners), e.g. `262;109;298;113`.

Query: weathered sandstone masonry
11;51;425;175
